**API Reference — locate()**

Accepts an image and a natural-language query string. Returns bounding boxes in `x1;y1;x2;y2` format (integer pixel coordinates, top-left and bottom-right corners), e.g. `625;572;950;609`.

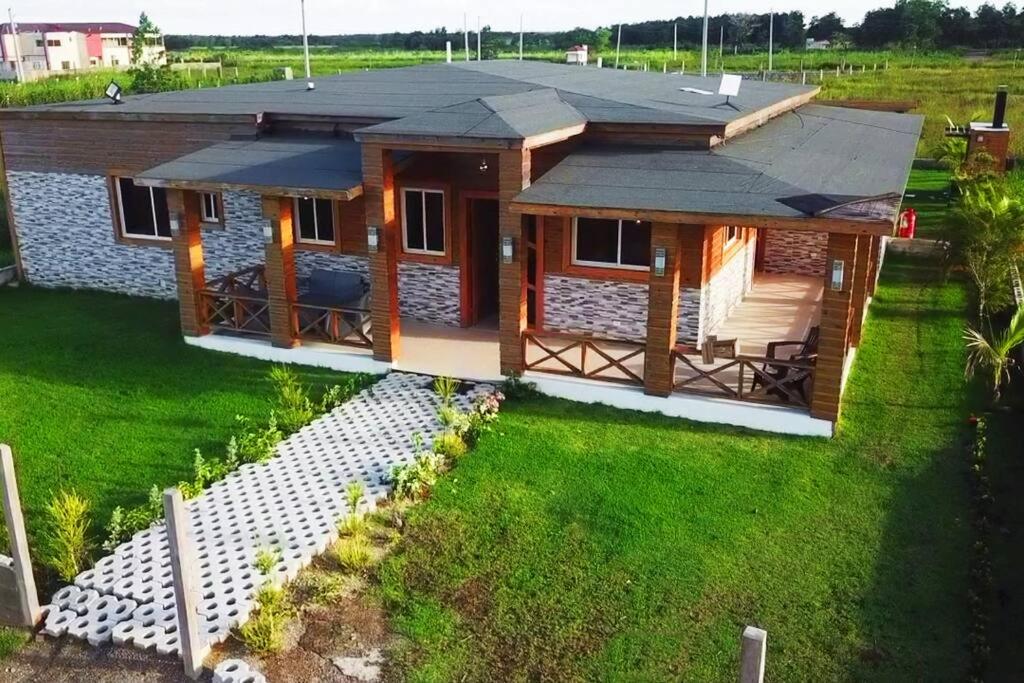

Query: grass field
2;47;1020;157
0;286;341;561
379;253;977;681
904;167;953;240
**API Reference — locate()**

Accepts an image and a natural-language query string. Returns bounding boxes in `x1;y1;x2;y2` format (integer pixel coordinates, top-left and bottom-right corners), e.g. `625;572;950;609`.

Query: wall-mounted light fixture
501;236;514;264
168;218;181;237
367;225;380;253
830;259;845;291
654;247;667;277
479;157;489;173
262;221;274;244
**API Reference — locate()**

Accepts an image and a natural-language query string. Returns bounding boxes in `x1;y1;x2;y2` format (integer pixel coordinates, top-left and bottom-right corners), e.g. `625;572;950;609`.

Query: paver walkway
38;372;493;659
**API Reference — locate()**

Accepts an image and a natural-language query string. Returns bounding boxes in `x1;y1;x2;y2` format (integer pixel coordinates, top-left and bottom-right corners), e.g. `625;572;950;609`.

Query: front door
469;198;500;325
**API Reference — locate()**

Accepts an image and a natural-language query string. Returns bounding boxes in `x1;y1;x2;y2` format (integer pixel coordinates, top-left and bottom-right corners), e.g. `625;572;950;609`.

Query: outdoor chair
295;269;370;335
750;325;820;403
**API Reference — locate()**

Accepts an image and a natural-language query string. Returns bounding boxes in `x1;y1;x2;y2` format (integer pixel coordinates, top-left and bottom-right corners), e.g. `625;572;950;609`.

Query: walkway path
38;372;492;659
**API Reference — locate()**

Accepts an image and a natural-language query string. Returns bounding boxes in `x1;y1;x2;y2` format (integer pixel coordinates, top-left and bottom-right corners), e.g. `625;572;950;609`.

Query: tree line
164;0;1024;53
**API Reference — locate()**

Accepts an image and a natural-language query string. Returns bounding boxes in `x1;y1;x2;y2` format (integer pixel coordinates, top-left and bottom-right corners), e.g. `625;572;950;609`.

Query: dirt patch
3;634;190;683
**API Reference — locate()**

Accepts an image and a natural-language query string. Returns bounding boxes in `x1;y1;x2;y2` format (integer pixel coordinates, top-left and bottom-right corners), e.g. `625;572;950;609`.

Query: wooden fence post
0;445;41;628
164;488;208;679
740;625;767;683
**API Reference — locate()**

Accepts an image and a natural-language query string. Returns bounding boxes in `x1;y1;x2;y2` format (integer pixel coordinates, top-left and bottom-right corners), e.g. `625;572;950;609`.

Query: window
60;61;71;71
200;192;222;224
110;58;119;66
114;177;171;240
724;225;741;249
572;217;651;270
46;39;61;47
293;197;335;245
35;40;43;48
401;188;445;255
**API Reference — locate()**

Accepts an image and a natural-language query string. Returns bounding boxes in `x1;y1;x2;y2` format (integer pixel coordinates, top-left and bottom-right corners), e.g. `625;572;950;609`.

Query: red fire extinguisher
898;208;917;239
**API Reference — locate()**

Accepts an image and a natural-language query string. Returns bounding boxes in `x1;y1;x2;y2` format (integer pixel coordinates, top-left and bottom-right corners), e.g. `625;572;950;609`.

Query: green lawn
0;286;340;555
380;253;976;681
903;167;953;241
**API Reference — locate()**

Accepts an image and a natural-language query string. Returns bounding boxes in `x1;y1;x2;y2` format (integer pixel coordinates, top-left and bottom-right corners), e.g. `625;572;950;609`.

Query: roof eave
134;175;363;201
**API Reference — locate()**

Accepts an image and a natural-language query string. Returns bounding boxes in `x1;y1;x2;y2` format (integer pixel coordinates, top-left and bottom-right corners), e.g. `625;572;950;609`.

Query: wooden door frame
459;190;500;327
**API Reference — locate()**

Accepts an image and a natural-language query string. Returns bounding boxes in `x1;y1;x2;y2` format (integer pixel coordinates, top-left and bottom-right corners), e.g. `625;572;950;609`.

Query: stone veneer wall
201;190;264;279
763;229;828;277
543;273;703;344
398;261;460;326
9;171;177;298
703;239;755;337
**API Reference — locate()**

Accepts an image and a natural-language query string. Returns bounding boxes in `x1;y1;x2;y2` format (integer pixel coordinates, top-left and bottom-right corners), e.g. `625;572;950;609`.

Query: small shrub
501;372;539;400
103;499;162;552
338;513;368;538
433;376;460;407
319;373;372;413
237;584;291;655
254;547;282;575
437;405;471;437
391;450;446;501
233;414;283;465
269;365;315;433
346;481;364;515
433;431;468;461
43;489;93;582
334;534;373;573
465;391;503;443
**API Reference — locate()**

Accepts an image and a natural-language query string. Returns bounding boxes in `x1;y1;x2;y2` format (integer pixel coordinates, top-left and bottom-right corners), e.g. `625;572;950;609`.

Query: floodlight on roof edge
104;81;123;104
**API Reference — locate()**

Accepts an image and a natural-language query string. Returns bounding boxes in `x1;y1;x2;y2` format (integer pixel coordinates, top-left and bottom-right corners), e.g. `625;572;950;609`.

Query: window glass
404;190;425;251
201;193;219;222
117;178;159;237
574;217;618;264
152;187;170;237
315;199;335;242
424;191;445;252
296;197;317;241
620;221;651;267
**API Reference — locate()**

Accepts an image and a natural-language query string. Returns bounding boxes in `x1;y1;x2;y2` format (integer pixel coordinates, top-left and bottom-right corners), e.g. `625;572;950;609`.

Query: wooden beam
167;189;208;337
0;445;41;628
261;196;299;349
810;233;859;424
362;144;401;362
644;223;682;396
818;99;920;113
133;177;363;201
0;131;24;281
510;201;895;236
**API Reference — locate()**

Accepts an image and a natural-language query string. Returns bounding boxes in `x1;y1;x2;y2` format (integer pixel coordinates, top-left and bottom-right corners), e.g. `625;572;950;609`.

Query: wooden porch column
644;223;682;396
167;189;207;337
261;196;298;348
362;144;400;362
849;234;872;347
810;232;860;423
498;148;531;375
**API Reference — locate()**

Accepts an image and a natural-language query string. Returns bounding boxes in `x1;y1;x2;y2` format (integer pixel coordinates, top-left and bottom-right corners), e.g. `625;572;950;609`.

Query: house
806;38;831;50
0;22;165;82
565;45;588;65
0;61;923;436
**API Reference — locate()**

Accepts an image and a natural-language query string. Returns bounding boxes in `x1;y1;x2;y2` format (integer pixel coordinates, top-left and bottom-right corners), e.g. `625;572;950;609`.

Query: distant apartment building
0;22;166;82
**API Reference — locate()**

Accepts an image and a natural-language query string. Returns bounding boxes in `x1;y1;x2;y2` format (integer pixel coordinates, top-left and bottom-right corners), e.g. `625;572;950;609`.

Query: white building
805;38;831;50
0;21;165;82
565;44;588;65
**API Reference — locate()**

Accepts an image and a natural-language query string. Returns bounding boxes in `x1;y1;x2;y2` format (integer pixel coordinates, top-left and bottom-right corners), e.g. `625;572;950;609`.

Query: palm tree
965;305;1024;402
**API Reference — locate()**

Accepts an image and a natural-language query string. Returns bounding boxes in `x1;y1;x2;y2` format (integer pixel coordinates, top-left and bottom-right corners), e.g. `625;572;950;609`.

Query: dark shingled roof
135;137;364;198
11;60;815;128
513;104;924;223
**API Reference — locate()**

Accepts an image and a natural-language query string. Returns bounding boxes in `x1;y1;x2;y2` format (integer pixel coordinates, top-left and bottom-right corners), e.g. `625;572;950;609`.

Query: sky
19;0;997;35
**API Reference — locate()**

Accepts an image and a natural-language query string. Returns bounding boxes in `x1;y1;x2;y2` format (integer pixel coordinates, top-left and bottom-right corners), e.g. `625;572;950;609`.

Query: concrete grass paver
40;372;492;660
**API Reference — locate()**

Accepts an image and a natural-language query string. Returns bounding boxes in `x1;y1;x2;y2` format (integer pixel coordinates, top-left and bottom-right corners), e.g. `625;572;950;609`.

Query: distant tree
807;12;845;41
129;12;172;94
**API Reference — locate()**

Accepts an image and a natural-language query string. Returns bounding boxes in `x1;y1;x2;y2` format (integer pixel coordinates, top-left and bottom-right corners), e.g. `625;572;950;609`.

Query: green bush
320;373;373;413
334;534;373;573
391;450;446;501
103;485;163;551
338;513;368;538
433;431;468;461
269;365;315;433
43;489;93;582
437;405;471;437
232;414;283;465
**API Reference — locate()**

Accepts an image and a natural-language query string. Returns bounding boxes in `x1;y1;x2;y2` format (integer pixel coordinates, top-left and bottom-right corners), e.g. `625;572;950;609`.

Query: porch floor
716;272;823;356
395;318;502;382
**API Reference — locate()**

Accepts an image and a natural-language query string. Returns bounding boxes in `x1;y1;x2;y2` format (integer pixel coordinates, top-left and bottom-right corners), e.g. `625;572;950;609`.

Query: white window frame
401;187;446;256
200;192;221;224
571;217;650;271
723;225;741;250
114;176;170;242
293;197;336;246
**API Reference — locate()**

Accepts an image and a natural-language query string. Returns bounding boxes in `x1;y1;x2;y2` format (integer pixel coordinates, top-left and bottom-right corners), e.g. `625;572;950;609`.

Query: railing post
740;626;767;683
0;445;41;628
163;488;208;679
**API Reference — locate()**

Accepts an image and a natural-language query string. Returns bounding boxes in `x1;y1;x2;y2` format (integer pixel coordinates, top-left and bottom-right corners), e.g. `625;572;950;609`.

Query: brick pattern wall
398;261;461;326
9;171;176;298
763;229;828;278
703;238;754;337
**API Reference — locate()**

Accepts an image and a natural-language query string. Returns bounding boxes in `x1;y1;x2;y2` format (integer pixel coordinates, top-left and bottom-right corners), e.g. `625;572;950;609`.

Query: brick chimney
967;86;1011;173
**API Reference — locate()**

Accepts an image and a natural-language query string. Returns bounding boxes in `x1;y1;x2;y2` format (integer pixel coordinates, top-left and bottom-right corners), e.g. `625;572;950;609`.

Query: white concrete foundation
525;372;834;437
184;334;391;375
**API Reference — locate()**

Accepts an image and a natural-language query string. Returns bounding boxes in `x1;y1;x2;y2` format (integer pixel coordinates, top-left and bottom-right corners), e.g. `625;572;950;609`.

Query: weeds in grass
43;489;93;582
335;534;374;573
254;547;283;576
320;373;374;413
232;414;283;465
237;584;292;654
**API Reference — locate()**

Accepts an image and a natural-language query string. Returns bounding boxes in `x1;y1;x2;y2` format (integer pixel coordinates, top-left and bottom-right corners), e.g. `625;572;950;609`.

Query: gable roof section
511;104;924;230
0;22;136;34
354;88;586;144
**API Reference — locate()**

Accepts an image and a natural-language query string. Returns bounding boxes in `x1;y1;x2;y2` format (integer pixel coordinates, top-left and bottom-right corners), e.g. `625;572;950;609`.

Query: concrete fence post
740;625;767;683
0;445;41;628
164;488;208;679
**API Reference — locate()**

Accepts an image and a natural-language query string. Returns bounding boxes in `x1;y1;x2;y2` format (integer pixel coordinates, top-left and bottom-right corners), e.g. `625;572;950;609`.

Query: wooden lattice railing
198;265;271;337
523;331;646;386
292;303;373;348
672;350;816;408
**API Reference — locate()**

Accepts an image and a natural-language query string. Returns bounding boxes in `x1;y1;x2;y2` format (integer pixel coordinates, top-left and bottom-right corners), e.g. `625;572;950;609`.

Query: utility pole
477;16;481;61
300;0;314;90
701;0;709;77
463;13;469;61
673;22;677;60
719;24;724;72
519;14;523;61
8;8;24;83
768;10;774;73
615;23;621;68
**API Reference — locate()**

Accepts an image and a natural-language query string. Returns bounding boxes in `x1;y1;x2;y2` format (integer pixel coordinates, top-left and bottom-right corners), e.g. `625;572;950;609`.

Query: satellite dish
717;73;742;111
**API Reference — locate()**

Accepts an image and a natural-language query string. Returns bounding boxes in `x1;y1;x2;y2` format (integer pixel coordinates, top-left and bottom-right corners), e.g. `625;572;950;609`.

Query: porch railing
523;331;646;386
291;303;373;348
198;265;271;337
672;350;815;408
